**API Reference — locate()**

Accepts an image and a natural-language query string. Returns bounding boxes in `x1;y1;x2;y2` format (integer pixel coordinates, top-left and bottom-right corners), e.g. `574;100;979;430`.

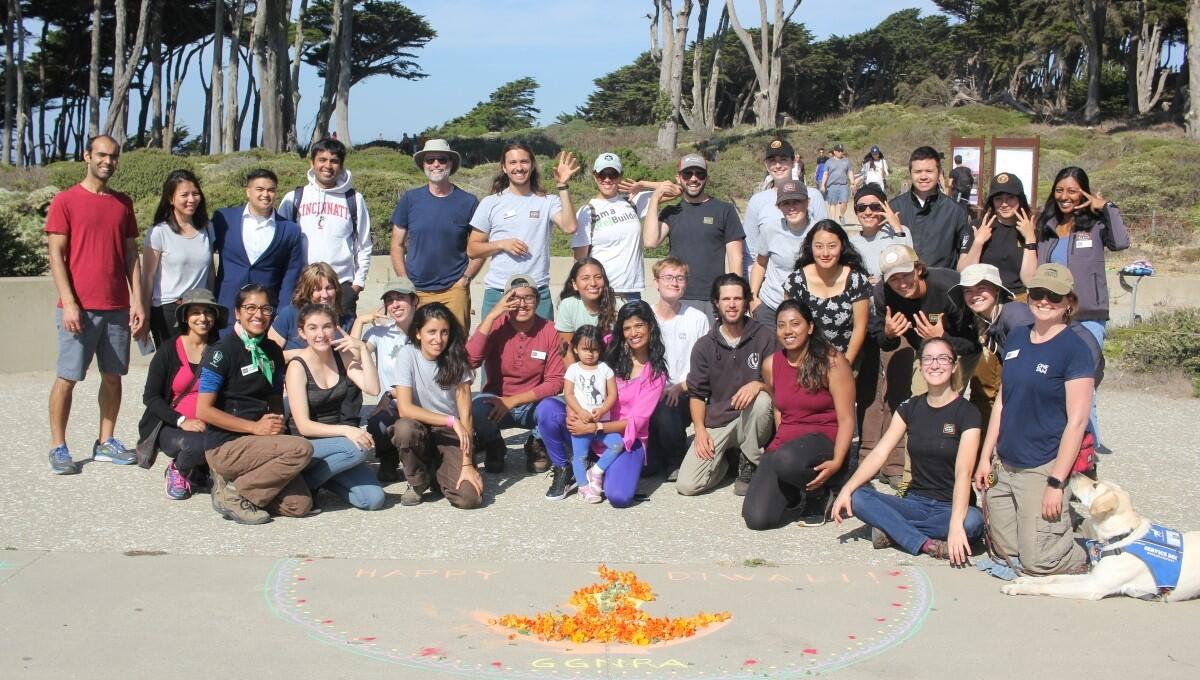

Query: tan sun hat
413;139;461;174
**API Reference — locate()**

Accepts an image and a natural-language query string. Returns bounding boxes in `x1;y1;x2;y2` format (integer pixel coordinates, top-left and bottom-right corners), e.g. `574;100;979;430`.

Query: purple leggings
540;398;644;508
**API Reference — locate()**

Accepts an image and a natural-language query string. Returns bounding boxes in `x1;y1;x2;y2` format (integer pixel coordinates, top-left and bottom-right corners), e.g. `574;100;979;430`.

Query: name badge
1075;234;1093;248
240;363;259;376
502;209;517;219
531;350;547;360
703;216;714;224
942;423;957;436
1004;349;1020;361
529;210;541;218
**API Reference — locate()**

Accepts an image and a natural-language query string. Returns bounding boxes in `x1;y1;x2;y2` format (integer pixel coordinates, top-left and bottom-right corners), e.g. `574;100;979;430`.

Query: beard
424;167;451;183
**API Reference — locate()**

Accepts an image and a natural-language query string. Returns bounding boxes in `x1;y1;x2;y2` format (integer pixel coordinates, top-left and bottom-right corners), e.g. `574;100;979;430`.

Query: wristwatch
176;415;187;427
1023;242;1037;251
1046;475;1065;489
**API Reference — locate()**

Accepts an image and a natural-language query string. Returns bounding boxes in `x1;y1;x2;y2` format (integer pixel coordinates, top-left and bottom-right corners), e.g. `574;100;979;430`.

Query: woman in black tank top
284;303;385;510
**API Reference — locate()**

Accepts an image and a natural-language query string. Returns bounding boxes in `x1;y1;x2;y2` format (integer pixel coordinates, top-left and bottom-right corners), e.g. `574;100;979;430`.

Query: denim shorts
824;185;850;204
56;308;131;380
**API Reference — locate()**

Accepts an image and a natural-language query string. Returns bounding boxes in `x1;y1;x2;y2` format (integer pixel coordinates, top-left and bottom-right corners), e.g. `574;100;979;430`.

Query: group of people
45;133;1131;580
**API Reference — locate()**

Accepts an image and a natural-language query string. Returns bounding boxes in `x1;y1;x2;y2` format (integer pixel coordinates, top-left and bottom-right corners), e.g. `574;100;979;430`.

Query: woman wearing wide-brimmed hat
138;288;226;500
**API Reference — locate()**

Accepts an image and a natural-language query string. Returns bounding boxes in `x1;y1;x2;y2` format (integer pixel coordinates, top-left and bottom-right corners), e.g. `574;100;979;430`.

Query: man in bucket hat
389;139;480;329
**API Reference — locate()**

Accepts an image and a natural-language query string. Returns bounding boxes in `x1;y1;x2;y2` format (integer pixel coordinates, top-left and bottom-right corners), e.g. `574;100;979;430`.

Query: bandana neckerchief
237;328;274;384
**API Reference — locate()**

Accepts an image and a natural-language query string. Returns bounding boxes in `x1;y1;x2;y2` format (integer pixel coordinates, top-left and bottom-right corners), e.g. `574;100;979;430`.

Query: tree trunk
288;0;308;152
253;0;292;152
686;0;727;132
104;0;155;143
134;65;151;146
148;4;164;148
170;44;206;152
113;0;129;141
210;0;225;154
334;0;353;146
1071;0;1107;124
654;0;692;152
88;0;102;139
249;84;261;149
1136;11;1169;115
223;0;248;153
37;20;46;163
725;0;803;129
312;0;344;143
1188;0;1200;140
3;1;14;165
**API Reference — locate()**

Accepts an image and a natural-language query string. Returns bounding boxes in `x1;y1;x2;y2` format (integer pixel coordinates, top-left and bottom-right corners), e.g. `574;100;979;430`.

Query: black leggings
148;303;180;348
158;425;208;475
367;396;400;469
742;434;835;531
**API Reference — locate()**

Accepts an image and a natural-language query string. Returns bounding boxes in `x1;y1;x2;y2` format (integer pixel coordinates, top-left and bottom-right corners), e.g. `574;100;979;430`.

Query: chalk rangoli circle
265;559;933;678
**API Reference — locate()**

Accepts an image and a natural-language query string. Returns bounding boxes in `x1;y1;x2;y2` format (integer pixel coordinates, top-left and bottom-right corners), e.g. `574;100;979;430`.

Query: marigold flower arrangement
491;565;731;646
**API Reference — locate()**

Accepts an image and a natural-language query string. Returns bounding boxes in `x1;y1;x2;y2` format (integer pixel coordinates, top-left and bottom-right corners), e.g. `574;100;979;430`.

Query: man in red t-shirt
44;135;146;475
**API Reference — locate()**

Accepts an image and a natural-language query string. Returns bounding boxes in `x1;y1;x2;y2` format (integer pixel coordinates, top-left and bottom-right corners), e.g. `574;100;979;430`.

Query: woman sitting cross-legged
390;302;483;509
284;303;385;511
831;337;984;565
741;299;856;530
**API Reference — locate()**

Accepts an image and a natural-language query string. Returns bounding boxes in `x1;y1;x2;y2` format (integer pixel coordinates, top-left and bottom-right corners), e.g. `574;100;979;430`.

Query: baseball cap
954;264;1013;299
593;152;623;174
1027;263;1075;296
880;245;920;281
678;153;707;172
775;180;808;205
764;138;795;159
832;143;845;152
986;172;1025;205
870;145;881;154
504;273;537;294
381;277;416;297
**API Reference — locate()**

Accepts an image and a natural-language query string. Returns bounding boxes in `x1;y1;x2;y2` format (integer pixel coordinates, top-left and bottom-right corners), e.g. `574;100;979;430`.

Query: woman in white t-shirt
860;146;889;191
572;152;670;302
142;170;214;346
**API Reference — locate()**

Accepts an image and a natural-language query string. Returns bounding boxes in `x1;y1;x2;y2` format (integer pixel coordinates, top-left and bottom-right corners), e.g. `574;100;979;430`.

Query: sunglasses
1027;288;1066;303
855;202;885;213
680;169;707;180
596;170;621;180
423;156;451;165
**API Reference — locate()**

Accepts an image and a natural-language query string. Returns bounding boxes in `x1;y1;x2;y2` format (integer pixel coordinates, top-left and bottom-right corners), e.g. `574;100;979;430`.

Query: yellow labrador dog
1001;476;1199;602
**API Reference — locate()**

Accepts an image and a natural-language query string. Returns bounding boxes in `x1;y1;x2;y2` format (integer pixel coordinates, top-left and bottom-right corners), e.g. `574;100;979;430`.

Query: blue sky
176;0;943;145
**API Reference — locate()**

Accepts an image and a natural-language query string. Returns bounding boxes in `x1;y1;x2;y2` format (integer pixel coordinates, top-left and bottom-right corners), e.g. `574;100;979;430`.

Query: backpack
288;185;359;245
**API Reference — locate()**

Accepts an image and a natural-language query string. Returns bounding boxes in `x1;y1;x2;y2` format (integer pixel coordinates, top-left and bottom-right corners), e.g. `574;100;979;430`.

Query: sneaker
585;466;605;496
544;466;576;501
92;437;136;465
484;439;507;474
48;444;78;475
666;468;680;483
733;453;756;496
400;484;424;506
800;490;831;527
524;435;550;473
870;527;894;550
188;468;212;493
578;485;603;503
164;461;192;501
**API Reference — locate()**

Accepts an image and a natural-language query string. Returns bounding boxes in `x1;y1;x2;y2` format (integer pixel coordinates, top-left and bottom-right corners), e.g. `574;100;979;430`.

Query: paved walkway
2;369;1199;677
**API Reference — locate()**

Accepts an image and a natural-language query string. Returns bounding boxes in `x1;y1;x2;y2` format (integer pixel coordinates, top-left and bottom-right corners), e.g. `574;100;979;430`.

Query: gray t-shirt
849;226;915;283
145;222;214;305
742;187;829;271
469;189;563;289
823;157;852;187
756;218;808;311
394;344;472;418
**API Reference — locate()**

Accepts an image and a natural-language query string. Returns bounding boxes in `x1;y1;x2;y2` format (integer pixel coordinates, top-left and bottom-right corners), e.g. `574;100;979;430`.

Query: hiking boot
92;437;136;465
871;527;894;550
48;444;78;475
524;434;550;473
164;461;192;501
400;484;424;506
211;483;271;525
544;465;576;501
210;472;236;513
484;439;507;473
922;539;950;560
733;453;756;496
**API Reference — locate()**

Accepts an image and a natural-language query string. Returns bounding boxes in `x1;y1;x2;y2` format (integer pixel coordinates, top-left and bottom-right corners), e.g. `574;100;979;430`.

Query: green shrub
1115;308;1200;396
0;188;50;276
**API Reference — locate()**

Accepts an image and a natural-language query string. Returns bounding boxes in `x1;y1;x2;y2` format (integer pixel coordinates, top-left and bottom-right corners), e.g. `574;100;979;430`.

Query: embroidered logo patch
770;140;783;149
747;352;761;370
996;173;1010;184
942;423;957;436
529;210;540;218
1035;363;1049;375
703;216;714;224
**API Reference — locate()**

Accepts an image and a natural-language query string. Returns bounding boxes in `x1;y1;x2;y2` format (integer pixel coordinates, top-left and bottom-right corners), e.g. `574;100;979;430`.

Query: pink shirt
170;337;200;419
610;367;667;453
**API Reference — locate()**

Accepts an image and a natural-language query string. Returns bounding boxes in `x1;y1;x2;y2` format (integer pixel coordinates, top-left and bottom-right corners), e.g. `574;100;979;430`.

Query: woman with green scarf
196;284;315;525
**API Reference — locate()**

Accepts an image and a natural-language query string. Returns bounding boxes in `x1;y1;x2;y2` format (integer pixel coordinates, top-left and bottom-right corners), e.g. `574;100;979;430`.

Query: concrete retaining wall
2;256;1195;374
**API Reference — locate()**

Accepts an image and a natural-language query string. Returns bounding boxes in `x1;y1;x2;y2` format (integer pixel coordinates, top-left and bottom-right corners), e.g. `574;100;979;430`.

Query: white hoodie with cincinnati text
279;168;373;287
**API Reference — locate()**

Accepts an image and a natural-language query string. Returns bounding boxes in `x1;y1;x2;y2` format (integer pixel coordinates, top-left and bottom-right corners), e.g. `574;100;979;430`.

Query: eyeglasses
657;274;687;283
596;170;620;180
680;170;707;180
1027;288;1066;304
511;294;538;305
423;156;451;165
855;202;885;213
920;355;954;367
239;304;274;316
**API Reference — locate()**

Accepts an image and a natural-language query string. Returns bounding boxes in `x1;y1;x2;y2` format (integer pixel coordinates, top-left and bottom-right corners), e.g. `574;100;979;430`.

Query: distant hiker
820;143;855;225
949;154;974;206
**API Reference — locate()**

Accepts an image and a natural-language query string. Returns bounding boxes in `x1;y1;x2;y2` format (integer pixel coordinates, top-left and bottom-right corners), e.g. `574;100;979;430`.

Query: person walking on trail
820;144;855;225
389;139;480;329
45;134;147;475
279;138;373;312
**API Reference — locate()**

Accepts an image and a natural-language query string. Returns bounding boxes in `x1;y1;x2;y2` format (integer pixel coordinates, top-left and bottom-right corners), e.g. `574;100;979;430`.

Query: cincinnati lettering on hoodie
279;168;373;287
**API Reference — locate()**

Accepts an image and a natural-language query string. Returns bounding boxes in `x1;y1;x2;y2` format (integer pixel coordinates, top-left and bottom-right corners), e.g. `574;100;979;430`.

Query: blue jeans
569;431;625;486
850;486;983;555
303;437;385;510
482;285;554;321
1080;320;1106;447
471;393;565;463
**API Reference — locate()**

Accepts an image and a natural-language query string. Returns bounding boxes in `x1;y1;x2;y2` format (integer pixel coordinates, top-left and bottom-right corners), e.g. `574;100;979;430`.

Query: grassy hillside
4;103;1198;277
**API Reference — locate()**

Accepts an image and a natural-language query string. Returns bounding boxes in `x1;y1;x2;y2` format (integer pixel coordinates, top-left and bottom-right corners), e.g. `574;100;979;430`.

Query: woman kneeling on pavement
197;284;314;524
545;302;669;507
284;303;385;511
973;264;1093;577
391;302;482;509
139;288;223;500
359;278;419;483
742;300;856;530
831;337;983;564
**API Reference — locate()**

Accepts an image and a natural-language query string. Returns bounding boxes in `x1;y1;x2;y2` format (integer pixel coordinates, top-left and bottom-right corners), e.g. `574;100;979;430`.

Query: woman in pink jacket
544;302;668;507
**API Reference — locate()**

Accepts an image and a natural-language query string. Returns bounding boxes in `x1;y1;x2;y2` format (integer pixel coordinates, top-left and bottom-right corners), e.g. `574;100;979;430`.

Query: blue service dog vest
1088;524;1184;592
